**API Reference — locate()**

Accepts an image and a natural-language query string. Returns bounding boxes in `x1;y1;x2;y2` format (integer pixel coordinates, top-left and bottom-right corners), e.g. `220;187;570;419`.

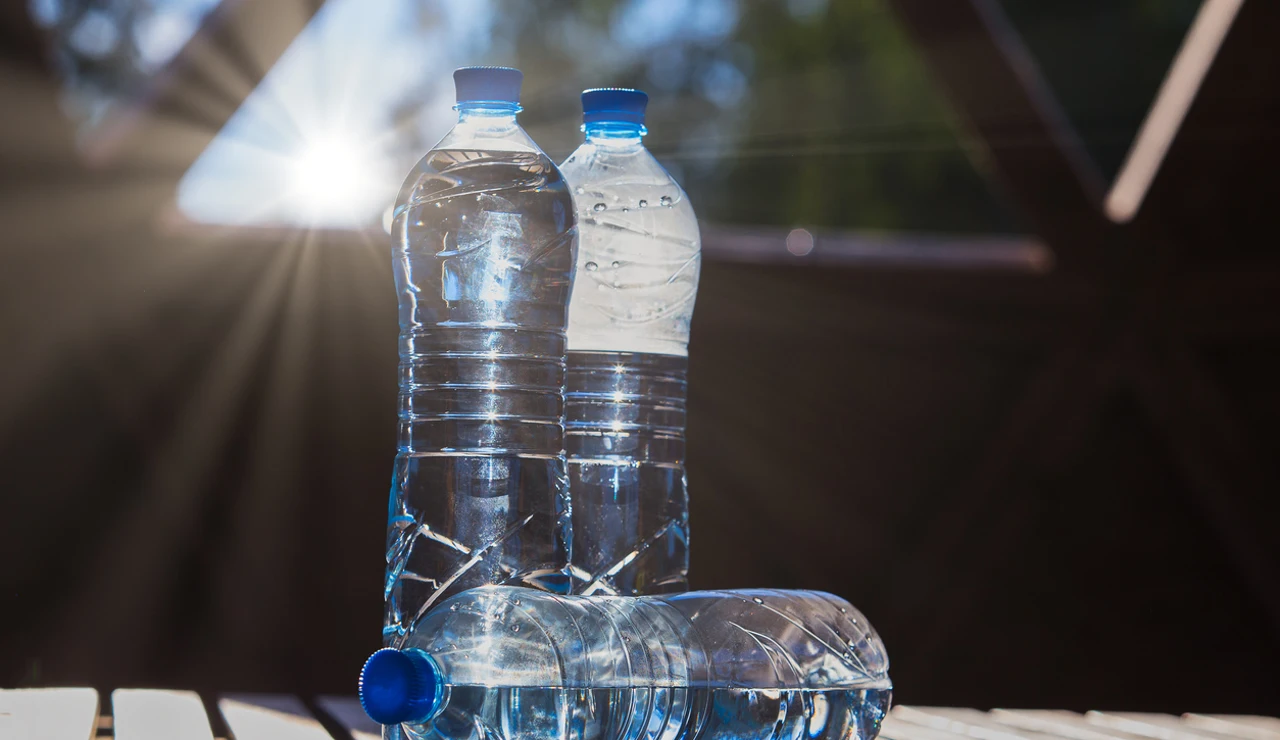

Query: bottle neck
583;122;647;150
455;102;521;129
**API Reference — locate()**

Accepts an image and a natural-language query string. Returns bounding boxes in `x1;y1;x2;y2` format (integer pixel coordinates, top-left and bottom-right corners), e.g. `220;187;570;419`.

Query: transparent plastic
384;100;577;644
369;586;891;740
560;119;701;595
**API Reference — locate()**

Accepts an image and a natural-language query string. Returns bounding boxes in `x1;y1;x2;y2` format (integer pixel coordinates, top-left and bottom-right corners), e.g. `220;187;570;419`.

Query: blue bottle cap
582;88;648;126
359;648;441;726
453;66;523;105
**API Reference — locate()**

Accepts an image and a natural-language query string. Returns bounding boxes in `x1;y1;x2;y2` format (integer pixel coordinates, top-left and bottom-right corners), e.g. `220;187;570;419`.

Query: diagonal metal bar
1105;0;1244;223
885;0;1111;274
1131;0;1280;253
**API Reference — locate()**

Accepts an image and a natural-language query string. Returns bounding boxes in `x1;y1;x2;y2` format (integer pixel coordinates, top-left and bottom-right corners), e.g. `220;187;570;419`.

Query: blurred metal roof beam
701;225;1052;273
1105;0;1244;223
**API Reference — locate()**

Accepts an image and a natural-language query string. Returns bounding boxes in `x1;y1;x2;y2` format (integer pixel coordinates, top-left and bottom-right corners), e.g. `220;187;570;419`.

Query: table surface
0;688;1276;740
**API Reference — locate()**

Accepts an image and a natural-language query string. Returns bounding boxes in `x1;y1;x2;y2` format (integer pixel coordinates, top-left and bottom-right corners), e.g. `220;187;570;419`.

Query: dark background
3;0;1279;714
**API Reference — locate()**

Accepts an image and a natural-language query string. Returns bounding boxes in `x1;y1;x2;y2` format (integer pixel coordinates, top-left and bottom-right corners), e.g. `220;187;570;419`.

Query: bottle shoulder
394;135;571;213
434;118;544;155
560;142;697;234
561;143;685;191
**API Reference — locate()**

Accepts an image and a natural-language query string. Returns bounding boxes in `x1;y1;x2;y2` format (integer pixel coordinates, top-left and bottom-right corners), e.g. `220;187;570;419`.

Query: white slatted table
1;690;1275;740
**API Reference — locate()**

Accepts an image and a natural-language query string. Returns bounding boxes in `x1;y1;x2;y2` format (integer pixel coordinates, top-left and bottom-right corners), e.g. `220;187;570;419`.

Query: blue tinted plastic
360;648;442;725
581;88;647;125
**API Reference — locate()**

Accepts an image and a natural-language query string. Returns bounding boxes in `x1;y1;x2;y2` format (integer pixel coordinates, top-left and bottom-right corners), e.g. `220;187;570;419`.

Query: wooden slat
218;695;334;740
317;696;381;740
881;715;977;740
113;689;215;740
1184;716;1280;740
990;709;1138;740
0;687;98;739
1087;712;1241;740
895;705;1085;740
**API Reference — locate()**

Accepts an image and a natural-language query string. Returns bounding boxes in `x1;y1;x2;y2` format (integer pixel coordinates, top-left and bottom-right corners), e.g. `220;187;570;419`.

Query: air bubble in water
593;203;607;212
585;262;598;271
659;195;673;206
753;597;764;604
575;187;584;195
611;261;620;268
638;200;648;208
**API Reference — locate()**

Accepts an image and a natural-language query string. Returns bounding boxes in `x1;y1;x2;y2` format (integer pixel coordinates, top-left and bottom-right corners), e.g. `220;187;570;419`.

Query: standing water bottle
384;67;577;644
359;586;892;740
559;89;701;595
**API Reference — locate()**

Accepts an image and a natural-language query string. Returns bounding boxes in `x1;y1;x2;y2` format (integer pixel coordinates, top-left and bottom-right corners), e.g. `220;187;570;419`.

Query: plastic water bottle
558;89;701;596
359;586;892;740
384;67;577;644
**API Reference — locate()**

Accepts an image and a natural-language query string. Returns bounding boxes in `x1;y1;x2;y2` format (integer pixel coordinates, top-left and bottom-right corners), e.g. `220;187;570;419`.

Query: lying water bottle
384;66;577;644
359;585;892;740
559;89;701;595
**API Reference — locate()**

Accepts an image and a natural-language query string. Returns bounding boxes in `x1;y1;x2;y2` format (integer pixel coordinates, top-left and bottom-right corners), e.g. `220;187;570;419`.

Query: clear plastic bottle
559;89;701;596
384;67;577;645
359;586;892;740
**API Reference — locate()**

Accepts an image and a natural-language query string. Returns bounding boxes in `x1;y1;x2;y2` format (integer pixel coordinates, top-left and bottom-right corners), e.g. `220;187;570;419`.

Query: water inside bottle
404;686;891;740
565;351;690;595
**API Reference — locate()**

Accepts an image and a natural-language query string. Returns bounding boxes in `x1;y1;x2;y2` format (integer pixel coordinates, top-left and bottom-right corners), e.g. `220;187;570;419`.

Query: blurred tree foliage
27;0;220;128
465;0;1022;233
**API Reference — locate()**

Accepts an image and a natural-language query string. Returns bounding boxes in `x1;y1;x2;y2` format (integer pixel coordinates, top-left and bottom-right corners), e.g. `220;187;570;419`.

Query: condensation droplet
585;261;598;271
593;203;607;212
638;200;648;208
659;195;673;207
